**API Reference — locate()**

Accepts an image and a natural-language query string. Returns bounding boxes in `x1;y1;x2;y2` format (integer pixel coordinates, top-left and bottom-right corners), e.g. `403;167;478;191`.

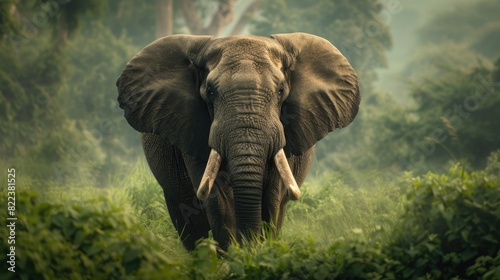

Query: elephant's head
117;33;360;243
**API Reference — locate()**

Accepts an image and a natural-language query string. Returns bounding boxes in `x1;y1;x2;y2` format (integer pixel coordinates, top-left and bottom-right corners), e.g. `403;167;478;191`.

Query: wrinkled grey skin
117;33;360;251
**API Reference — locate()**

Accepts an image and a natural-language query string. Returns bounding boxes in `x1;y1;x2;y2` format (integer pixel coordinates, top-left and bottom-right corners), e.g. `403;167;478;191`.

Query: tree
401;0;500;86
406;65;500;168
177;0;260;36
388;0;500;171
418;0;500;44
156;0;173;37
51;0;106;46
0;0;18;38
0;0;108;183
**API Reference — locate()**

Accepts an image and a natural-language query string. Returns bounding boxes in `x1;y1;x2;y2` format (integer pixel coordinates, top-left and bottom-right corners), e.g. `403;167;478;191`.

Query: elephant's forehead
206;36;283;65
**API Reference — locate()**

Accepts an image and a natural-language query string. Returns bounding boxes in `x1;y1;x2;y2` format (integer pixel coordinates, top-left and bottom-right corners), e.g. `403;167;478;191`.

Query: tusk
197;149;222;200
274;149;301;200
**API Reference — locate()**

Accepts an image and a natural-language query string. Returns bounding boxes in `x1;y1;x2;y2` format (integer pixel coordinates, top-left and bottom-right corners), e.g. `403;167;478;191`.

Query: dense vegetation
1;152;499;279
1;0;499;278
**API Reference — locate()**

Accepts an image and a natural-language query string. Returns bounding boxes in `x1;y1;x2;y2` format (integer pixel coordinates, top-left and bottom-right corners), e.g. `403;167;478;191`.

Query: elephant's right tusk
274;149;301;200
197;149;222;200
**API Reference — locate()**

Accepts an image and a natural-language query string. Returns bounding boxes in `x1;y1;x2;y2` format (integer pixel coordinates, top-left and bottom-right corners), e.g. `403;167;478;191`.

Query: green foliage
316;59;500;176
404;65;500;169
401;43;493;81
125;161;176;235
0;34;109;184
390;158;500;279
2;153;499;279
0;190;186;280
2;1;500;278
313;0;500;176
0;37;66;158
189;239;221;279
65;21;141;179
0;0;18;37
56;0;106;36
313;89;408;174
0;2;142;184
225;238;400;280
418;0;500;60
101;0;156;46
126;168;167;222
283;172;404;245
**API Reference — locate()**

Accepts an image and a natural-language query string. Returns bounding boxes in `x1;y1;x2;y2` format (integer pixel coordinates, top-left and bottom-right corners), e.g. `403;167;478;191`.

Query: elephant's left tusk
197;149;222;200
274;149;301;200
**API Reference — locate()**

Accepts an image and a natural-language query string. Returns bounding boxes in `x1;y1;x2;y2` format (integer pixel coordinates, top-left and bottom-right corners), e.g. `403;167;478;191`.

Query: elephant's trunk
226;126;268;243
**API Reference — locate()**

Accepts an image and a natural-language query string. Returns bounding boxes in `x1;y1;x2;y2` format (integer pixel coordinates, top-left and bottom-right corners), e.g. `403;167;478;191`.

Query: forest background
2;0;500;184
1;0;500;279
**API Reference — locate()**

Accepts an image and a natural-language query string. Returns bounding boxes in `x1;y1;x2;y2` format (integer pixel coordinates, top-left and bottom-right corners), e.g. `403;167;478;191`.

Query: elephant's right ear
271;33;360;156
117;35;213;159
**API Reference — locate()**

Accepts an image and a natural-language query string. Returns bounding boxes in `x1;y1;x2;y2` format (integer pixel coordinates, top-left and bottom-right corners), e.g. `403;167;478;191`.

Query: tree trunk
179;0;236;36
57;10;68;47
156;0;173;38
205;0;236;35
115;0;123;19
230;0;260;35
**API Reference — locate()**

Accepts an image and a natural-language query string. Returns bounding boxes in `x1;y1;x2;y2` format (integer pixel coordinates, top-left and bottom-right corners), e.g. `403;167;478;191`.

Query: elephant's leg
141;133;210;251
262;147;315;235
182;155;236;251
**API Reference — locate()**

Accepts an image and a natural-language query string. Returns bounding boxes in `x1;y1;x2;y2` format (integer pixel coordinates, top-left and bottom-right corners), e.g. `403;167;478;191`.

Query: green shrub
221;237;397;280
0;190;186;279
388;159;500;279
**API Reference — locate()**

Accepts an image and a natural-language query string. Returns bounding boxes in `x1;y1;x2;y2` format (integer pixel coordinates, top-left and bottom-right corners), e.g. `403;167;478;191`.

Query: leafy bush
0;190;185;279
388;159;500;279
224;238;396;280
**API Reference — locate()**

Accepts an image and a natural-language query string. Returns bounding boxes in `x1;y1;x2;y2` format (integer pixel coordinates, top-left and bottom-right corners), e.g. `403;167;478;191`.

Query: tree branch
115;0;123;19
204;0;236;35
178;0;204;34
156;0;173;38
229;0;259;35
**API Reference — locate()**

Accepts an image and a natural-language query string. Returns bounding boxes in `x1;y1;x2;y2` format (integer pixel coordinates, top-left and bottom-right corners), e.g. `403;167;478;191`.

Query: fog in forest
2;0;498;184
1;1;499;278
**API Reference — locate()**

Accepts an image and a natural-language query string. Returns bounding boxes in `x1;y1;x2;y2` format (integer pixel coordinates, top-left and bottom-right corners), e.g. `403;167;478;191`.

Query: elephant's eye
207;85;215;102
278;85;284;96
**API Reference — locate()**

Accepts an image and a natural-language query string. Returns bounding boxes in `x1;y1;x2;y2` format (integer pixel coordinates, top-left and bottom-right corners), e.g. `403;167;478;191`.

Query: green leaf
460;229;470;242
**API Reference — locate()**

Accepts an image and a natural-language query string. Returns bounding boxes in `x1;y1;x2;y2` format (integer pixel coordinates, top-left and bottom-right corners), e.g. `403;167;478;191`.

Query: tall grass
283;172;405;245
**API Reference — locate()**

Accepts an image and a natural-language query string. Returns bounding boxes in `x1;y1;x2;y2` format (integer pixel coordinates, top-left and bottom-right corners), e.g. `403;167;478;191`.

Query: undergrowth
1;152;499;279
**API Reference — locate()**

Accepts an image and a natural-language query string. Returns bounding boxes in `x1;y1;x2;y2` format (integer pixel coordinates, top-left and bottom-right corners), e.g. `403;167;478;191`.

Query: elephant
116;32;360;251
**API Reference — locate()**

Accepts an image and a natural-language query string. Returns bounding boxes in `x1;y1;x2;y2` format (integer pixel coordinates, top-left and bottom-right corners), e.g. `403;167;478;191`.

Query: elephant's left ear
271;33;361;156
